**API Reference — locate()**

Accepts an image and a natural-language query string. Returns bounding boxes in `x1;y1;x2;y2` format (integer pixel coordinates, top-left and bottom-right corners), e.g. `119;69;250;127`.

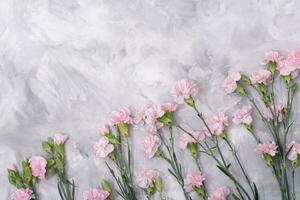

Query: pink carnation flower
261;51;284;65
208;186;231;200
28;156;47;179
136;169;160;189
222;72;241;94
263;103;285;122
250;69;272;85
286;48;300;69
109;107;133;125
256;141;278;156
286;141;300;161
206;112;229;135
142;135;161;158
12;188;33;200
171;79;199;104
134;105;149;125
83;188;110;200
53;133;69;145
276;60;299;78
160;102;178;112
184;171;206;192
94;136;114;158
98;124;109;135
179;131;205;150
232;106;253;125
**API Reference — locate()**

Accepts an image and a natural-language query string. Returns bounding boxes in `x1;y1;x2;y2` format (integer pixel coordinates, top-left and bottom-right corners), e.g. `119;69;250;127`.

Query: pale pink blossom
222;72;241;94
142;135;161;158
286;48;300;69
184;171;206;192
276;60;299;78
171;79;199;104
179;131;205;150
263;103;285;122
256;141;278;156
28;156;47;179
208;186;231;200
206;112;229;135
12;188;33;200
134;105;148;125
83;188;110;200
144;104;165;132
94;136;114;158
53;133;69;145
160;102;178;112
109;107;133;125
261;51;284;65
250;69;272;85
286;141;300;161
136;169;160;189
232;106;253;125
98;124;109;135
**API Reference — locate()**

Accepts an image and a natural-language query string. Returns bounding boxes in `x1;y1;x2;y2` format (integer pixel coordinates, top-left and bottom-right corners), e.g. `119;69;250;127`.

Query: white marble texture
1;0;300;199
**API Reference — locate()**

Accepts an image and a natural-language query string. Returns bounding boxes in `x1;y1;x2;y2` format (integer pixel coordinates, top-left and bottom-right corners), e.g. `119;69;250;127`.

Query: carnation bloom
179;131;205;150
12;188;33;200
142;135;161;158
256;141;278;156
286;48;300;69
98;124;109;135
171;79;199;104
94;136;114;158
208;186;231;200
160;102;178;112
53;133;69;145
109;107;133;125
276;60;299;78
232;106;253;125
261;51;284;65
250;69;272;85
28;156;47;179
136;169;160;189
263;103;285;122
286;141;300;161
184;171;206;192
206;112;229;135
83;188;110;200
222;72;241;94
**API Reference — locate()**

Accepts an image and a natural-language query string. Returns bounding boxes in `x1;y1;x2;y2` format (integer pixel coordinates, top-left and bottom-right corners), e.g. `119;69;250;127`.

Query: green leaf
253;182;259;200
101;180;112;193
22;159;32;187
117;122;129;138
42;141;52;154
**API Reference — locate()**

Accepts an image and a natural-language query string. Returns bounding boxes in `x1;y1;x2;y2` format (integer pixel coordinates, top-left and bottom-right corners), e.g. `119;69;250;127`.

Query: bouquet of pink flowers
7;48;300;200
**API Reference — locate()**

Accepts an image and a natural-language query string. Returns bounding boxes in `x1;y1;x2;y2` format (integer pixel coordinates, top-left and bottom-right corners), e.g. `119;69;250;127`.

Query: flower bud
268;62;276;75
101;180;112;193
244;124;253;133
194;186;206;198
220;131;227;140
157;112;173;126
146;186;155;198
42;141;52;154
154;149;165;158
236;84;246;95
187;143;198;158
283;75;292;87
155;177;163;193
241;74;251;85
263;153;273;167
184;97;195;107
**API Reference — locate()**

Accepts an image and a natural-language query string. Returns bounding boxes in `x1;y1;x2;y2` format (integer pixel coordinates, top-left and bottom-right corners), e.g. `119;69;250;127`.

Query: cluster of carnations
7;48;300;200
